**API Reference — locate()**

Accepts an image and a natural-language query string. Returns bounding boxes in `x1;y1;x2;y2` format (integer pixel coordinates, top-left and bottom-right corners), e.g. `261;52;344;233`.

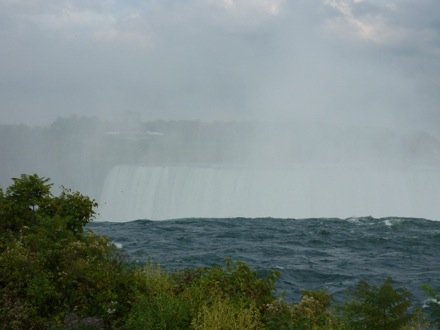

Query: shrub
0;174;136;328
262;290;347;330
343;278;419;330
192;259;280;307
421;285;440;328
191;295;262;330
290;290;345;329
126;265;193;330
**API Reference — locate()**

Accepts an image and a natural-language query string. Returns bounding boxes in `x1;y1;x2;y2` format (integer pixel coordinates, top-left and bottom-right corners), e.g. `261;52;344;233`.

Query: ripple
88;217;440;304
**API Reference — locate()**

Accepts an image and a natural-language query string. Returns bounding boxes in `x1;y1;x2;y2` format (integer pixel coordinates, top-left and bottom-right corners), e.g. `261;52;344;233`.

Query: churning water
93;164;440;306
88;217;440;306
98;165;440;221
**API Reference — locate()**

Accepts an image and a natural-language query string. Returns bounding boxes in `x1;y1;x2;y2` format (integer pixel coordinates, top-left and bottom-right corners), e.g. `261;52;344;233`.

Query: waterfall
98;165;440;221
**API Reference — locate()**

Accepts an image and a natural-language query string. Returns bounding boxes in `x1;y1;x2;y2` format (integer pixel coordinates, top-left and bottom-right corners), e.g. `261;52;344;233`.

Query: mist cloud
0;0;439;132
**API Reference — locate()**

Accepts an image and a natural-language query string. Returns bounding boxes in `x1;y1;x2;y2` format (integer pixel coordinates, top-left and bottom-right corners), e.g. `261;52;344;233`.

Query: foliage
343;278;419;330
191;295;262;330
0;174;133;329
288;290;344;329
421;285;440;328
126;265;194;330
0;174;97;236
0;174;438;329
126;260;279;329
190;259;280;307
0;174;52;232
262;290;348;330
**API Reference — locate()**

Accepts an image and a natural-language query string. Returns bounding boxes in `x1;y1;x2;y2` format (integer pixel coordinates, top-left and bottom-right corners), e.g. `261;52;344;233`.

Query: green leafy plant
290;289;345;329
193;258;280;307
262;290;348;330
343;278;418;330
191;295;262;330
0;174;135;329
126;265;194;330
421;285;440;328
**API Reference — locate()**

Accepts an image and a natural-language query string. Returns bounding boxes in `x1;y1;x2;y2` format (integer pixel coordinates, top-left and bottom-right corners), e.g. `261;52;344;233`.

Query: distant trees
3;117;440;202
0;118;259;197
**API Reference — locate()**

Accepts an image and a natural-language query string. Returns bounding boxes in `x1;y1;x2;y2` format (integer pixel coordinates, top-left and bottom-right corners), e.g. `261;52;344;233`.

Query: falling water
98;164;440;221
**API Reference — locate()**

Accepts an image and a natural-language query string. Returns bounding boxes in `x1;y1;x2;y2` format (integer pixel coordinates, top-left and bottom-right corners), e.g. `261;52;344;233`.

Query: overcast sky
1;0;439;131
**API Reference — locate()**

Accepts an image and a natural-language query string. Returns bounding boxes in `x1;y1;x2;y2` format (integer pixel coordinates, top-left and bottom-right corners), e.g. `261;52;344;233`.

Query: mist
1;1;440;220
1;1;440;129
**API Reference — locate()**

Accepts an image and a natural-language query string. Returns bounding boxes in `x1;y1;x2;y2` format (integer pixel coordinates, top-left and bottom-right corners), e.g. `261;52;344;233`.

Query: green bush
0;174;136;329
191;259;280;306
421;285;440;329
191;295;262;330
126;292;192;330
126;265;194;329
126;260;280;329
262;290;347;330
342;278;419;330
290;290;345;329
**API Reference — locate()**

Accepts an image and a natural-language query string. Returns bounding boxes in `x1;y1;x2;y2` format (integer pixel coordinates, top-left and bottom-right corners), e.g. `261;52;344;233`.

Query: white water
98;165;440;221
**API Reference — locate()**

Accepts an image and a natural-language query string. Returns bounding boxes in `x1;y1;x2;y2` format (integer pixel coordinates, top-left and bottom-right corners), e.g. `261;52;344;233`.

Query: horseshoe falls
98;164;440;222
90;121;440;305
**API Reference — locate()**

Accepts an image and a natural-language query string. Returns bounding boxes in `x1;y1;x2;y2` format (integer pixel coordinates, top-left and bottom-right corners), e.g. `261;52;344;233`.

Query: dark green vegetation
1;174;439;329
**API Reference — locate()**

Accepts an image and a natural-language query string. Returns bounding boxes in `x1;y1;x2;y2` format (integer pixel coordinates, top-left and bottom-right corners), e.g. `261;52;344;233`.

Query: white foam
113;242;123;249
98;165;440;222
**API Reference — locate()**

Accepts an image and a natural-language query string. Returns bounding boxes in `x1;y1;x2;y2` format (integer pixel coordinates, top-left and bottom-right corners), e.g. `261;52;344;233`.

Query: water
98;165;440;221
88;216;440;306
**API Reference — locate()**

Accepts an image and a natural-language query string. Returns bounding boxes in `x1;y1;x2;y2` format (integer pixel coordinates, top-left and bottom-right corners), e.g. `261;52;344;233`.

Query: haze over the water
2;1;440;221
0;0;440;133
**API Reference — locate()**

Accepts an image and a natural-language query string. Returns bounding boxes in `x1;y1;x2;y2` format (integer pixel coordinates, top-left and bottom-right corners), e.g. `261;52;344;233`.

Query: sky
1;0;439;131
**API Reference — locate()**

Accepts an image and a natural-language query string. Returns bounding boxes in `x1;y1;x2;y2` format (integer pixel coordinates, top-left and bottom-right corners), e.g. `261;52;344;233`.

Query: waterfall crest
98;165;440;221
